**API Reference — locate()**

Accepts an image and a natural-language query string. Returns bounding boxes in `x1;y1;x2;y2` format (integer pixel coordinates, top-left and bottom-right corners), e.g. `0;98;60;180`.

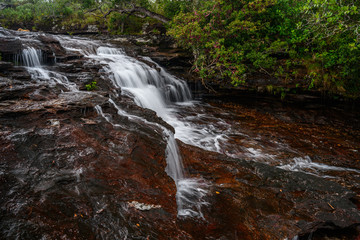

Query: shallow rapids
56;36;210;218
1;28;360;239
11;32;360;207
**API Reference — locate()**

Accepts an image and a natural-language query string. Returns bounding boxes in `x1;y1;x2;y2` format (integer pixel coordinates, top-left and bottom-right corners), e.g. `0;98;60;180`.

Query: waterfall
106;99;208;218
89;48;208;217
15;47;43;67
16;46;78;92
165;133;185;183
93;47;191;109
15;32;208;218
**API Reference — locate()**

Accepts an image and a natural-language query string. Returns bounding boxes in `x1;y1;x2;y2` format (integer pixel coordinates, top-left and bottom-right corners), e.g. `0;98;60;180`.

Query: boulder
38;34;67;60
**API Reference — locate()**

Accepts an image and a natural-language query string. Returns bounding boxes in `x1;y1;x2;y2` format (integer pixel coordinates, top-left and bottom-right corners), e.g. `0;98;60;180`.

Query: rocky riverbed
0;28;359;239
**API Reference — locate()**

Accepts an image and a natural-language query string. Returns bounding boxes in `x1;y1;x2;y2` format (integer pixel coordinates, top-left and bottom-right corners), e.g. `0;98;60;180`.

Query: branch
0;3;14;11
132;6;169;23
103;5;169;24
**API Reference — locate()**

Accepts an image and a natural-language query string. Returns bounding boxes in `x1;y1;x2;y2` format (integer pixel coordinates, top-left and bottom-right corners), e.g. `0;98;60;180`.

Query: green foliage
169;0;360;97
273;0;360;95
0;0;78;29
85;81;97;91
1;0;359;97
107;13;144;34
151;28;160;34
0;0;153;34
168;0;278;86
80;0;96;8
154;0;192;19
266;84;287;100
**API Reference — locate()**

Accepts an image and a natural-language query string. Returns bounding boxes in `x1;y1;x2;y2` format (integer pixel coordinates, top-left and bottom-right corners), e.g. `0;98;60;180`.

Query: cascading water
87;45;210;217
3;29;360;239
93;47;192;114
59;37;226;154
16;38;204;218
16;46;78;91
15;47;43;67
13;32;359;220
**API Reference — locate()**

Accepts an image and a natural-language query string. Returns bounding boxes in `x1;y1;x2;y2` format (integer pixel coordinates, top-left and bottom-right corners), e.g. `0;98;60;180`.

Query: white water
94;48;226;155
59;37;228;153
16;46;78;91
106;98;209;218
15;47;43;67
279;156;360;176
3;27;359;240
94;47;191;106
83;46;209;217
27;67;78;91
16;34;359;219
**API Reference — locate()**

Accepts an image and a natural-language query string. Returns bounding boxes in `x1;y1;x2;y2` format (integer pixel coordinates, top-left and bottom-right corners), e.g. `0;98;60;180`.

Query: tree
168;0;277;88
168;0;360;97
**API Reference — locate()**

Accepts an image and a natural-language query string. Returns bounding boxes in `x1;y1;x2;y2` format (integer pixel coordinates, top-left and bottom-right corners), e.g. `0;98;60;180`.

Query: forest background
0;0;359;98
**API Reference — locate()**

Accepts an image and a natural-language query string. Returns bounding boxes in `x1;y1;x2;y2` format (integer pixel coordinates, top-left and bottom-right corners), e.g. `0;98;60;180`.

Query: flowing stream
14;35;211;218
14;46;78;91
3;30;360;223
86;43;209;218
1;28;360;239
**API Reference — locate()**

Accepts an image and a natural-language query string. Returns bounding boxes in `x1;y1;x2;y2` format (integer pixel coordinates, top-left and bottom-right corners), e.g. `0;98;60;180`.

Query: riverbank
0;27;359;239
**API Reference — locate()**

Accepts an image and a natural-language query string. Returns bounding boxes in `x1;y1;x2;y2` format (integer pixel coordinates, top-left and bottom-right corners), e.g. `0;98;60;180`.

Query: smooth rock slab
178;142;360;240
0;89;180;239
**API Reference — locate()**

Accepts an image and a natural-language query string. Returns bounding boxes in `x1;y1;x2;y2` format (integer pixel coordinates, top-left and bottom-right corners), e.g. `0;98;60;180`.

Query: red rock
178;141;360;239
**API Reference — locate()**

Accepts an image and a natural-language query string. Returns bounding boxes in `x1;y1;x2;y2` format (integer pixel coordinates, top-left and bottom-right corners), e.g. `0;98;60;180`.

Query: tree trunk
0;3;14;11
132;6;169;24
104;6;169;24
121;22;124;33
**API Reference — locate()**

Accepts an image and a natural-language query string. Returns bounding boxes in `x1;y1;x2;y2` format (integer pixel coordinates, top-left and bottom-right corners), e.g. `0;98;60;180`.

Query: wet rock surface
106;34;194;78
0;28;181;239
0;61;13;70
0;81;180;239
179;142;360;239
0;28;82;65
0;27;359;239
0;37;22;54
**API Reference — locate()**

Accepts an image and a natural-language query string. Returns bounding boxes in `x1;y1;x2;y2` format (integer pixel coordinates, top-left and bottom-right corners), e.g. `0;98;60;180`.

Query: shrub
85;81;97;91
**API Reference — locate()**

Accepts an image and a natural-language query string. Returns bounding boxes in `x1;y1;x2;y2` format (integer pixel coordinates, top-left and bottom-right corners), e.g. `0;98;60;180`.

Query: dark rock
0;37;22;54
5;67;31;80
38;34;67;58
1;27;359;240
109;35;193;77
135;56;161;72
55;53;84;63
0;61;13;70
0;30;181;238
0;77;47;101
142;22;166;35
38;34;61;44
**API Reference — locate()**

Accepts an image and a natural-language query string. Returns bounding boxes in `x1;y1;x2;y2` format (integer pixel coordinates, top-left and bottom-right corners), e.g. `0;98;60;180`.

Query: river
0;28;359;239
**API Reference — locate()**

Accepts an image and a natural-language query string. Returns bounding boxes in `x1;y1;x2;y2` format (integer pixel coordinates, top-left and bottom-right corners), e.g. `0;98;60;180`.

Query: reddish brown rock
178;142;360;240
0;90;184;239
1;26;359;240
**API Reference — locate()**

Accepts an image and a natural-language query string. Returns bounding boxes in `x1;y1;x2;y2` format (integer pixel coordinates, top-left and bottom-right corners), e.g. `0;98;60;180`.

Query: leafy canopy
168;0;360;96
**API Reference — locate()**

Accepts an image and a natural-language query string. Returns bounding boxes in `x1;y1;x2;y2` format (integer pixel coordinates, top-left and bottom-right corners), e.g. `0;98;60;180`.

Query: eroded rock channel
0;28;359;239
